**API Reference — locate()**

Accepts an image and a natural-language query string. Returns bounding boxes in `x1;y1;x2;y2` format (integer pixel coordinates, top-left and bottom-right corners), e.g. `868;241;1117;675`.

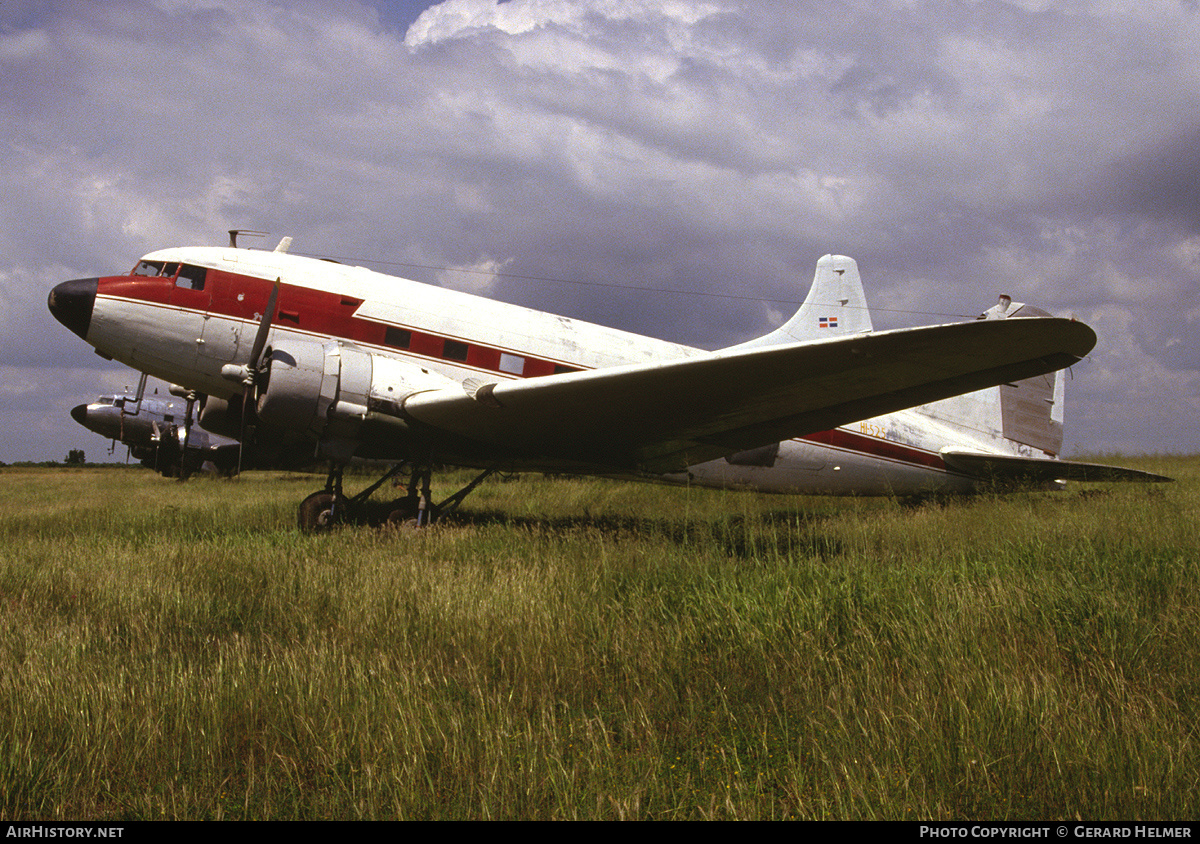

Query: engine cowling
254;341;460;459
254;340;328;435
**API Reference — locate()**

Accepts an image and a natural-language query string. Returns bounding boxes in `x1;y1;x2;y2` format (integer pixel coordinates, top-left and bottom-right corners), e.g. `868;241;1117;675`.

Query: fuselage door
176;265;242;364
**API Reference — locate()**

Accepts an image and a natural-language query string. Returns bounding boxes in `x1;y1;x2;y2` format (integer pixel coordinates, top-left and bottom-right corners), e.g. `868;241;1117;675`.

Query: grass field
0;456;1195;820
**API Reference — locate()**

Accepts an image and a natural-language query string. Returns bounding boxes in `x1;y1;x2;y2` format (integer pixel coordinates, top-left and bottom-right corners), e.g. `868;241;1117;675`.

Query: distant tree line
0;449;148;469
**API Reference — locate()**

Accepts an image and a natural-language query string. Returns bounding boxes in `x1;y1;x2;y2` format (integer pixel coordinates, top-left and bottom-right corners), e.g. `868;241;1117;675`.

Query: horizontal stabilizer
941;451;1172;484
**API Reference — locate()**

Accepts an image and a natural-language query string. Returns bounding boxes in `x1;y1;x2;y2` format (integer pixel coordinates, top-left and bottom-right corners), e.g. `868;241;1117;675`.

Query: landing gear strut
297;461;497;533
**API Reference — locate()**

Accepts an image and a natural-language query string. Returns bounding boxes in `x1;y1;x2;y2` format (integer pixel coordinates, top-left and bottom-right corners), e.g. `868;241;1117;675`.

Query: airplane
69;374;244;478
47;238;1167;530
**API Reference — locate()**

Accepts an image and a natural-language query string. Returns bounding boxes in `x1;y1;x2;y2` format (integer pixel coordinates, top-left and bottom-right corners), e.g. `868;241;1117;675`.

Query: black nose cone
48;277;98;340
70;403;89;426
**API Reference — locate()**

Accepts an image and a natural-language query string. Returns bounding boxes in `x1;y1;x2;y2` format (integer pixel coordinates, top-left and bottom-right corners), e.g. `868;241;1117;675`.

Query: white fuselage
77;246;1047;495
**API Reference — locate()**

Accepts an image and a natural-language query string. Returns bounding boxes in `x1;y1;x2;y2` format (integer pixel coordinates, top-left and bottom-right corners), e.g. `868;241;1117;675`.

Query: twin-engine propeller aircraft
48;238;1166;530
70;373;248;478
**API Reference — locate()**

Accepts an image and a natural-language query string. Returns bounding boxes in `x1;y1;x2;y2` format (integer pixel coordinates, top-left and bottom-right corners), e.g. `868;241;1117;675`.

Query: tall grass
0;457;1195;819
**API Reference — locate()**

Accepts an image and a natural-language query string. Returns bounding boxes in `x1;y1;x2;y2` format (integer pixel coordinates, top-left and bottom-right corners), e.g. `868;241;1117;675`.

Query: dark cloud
1113;127;1200;233
2;0;1199;459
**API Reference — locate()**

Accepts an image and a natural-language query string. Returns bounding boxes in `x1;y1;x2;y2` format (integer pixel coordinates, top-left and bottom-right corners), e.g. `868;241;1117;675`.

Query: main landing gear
297;461;497;533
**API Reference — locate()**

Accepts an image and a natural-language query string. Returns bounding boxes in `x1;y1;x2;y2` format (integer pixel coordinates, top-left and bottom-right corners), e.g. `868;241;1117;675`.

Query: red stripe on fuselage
98;270;583;380
800;428;946;471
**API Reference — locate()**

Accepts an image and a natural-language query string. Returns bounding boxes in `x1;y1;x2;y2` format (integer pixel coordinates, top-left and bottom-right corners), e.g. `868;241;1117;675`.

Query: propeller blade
239;278;279;475
181;393;195;450
249;277;280;372
238;393;249;477
179;391;196;480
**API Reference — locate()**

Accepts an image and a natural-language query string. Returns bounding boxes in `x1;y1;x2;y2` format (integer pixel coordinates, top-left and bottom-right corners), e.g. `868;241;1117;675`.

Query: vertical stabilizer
922;296;1065;455
986;297;1064;455
999;372;1063;455
728;254;873;350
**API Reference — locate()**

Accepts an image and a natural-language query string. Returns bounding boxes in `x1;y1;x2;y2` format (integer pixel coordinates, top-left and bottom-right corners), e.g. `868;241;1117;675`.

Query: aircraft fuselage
49;246;1061;496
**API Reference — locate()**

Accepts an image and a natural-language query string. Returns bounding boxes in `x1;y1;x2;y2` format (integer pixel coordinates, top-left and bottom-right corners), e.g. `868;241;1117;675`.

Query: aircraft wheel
386;500;439;529
298;492;338;533
386;509;423;530
385;498;419;524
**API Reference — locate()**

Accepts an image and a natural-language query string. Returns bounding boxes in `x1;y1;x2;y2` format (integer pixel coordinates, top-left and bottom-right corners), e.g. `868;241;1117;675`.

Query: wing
941;451;1172;484
401;317;1097;473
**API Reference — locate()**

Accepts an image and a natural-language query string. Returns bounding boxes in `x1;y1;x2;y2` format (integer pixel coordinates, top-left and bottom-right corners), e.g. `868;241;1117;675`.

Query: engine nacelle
254;340;328;435
197;394;241;439
255;340;460;458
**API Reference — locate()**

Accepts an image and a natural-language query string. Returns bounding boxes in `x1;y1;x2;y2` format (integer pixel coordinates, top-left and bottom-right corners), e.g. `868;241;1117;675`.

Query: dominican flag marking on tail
819;316;838;328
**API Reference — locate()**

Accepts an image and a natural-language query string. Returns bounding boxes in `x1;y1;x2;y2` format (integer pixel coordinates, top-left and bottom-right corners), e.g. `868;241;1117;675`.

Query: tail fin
981;296;1064;454
923;296;1065;455
998;369;1064;455
942;297;1170;482
729;254;873;351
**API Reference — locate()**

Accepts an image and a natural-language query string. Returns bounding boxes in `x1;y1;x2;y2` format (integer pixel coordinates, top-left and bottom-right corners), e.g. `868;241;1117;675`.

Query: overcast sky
3;0;1198;462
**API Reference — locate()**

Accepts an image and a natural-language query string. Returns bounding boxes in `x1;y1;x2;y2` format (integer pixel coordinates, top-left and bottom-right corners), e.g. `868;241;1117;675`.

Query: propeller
177;390;198;480
168;383;200;479
248;278;281;379
242;277;280;472
181;392;196;452
220;277;281;474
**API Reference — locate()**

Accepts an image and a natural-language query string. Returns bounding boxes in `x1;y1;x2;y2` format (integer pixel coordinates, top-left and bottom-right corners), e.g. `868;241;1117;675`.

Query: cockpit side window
176;264;207;290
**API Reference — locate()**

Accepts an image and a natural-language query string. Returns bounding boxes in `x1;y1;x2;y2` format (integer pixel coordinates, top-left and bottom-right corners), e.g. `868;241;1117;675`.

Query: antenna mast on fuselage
227;229;268;249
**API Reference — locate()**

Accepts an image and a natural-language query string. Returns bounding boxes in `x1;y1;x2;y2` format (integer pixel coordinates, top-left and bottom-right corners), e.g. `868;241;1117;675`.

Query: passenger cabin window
384;327;411;349
176;264;207;291
442;340;469;362
498;353;525;375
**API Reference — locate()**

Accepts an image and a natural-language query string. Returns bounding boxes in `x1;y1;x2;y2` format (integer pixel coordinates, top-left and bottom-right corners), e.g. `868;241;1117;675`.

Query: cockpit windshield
132;260;164;277
130;260;207;291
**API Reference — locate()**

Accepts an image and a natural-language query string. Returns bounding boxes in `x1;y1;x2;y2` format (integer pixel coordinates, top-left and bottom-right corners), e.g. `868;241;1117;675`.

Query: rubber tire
298;492;337;533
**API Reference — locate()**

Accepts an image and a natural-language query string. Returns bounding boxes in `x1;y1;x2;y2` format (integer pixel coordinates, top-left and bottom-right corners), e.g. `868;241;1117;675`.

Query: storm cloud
3;0;1198;460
